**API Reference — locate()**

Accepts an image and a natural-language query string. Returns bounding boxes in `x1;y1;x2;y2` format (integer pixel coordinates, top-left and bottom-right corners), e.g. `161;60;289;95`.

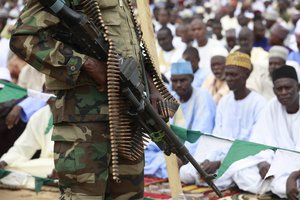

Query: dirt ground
0;188;60;200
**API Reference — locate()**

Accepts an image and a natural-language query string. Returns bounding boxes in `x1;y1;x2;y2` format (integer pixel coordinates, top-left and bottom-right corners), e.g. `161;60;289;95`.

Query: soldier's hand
257;161;270;179
147;74;163;110
286;170;300;200
5;105;22;129
83;57;107;92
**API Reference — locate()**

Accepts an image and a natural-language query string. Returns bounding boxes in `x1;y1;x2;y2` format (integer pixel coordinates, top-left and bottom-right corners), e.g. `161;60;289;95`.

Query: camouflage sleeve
10;0;87;86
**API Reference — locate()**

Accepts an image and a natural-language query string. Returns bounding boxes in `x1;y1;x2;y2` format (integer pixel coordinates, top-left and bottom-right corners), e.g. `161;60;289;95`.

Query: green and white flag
217;140;274;178
0;80;55;103
170;124;203;143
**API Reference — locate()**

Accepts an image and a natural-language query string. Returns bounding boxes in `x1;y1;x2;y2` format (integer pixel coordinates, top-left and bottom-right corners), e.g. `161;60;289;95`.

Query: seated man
221;65;300;194
202;48;229;104
182;46;208;88
0;105;54;178
0;70;47;156
181;52;266;182
144;60;216;178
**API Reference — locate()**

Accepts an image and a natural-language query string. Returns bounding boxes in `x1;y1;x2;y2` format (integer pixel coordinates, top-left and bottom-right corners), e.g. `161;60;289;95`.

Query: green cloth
0;169;11;179
217;140;274;178
34;177;55;193
0;168;56;193
0;80;27;103
170;125;203;143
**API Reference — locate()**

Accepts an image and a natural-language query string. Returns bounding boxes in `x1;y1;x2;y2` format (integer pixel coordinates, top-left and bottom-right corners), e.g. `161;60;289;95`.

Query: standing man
10;1;171;199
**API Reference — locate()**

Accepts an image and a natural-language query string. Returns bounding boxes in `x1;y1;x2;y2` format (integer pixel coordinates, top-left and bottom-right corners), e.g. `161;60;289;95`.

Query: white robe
172;88;216;155
213;91;266;141
217;96;300;194
1;105;54;178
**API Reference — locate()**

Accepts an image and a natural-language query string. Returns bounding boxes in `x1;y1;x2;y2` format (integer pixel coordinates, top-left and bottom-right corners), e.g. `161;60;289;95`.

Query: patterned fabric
54;122;144;199
226;52;252;70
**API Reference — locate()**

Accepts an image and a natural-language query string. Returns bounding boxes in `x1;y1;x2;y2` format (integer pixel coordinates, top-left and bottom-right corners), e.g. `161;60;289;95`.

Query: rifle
38;0;222;197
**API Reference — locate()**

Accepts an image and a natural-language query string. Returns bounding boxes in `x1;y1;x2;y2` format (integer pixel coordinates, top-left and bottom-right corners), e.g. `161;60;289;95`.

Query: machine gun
38;0;222;197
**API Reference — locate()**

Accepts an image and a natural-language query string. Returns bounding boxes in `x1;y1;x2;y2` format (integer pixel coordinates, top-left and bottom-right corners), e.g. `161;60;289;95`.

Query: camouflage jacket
10;0;143;124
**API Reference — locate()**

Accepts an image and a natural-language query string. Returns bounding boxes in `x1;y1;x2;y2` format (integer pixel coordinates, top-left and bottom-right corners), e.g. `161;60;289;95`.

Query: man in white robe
156;27;184;81
247;45;288;100
181;52;266;183
217;65;300;195
0;105;54;178
144;60;216;178
191;18;224;75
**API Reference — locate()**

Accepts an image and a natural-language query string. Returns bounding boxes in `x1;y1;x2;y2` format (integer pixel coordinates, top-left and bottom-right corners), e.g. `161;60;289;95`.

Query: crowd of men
1;0;300;199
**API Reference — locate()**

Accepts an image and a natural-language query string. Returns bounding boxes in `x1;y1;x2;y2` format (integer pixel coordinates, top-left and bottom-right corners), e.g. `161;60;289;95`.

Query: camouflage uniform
10;0;144;199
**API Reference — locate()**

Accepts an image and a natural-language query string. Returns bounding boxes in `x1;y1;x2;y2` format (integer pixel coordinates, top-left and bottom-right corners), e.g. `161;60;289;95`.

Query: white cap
0;67;12;81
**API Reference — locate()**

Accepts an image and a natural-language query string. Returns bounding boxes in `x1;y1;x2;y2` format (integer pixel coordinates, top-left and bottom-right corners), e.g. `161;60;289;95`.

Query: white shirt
192;39;225;74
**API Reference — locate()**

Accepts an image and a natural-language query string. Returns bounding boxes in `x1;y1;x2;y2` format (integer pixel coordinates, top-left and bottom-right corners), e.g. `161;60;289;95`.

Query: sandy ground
0;188;60;200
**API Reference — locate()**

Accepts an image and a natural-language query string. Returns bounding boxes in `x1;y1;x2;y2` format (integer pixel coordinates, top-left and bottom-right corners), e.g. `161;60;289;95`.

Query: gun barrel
122;86;222;197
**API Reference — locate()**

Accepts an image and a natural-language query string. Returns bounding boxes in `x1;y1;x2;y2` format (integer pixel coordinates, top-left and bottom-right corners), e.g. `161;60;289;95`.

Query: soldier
10;1;169;199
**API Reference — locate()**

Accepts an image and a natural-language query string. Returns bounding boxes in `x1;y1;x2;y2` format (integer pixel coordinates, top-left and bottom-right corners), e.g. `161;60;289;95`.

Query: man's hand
200;159;221;174
286;170;300;200
5;105;22;129
257;161;271;179
83;57;107;92
0;161;8;169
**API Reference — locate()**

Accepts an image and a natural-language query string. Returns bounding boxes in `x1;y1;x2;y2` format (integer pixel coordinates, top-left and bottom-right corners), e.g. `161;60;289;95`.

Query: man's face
238;31;253;53
273;78;300;107
212;23;223;39
269;57;285;75
211;56;226;80
225;66;249;91
237;14;249;27
226;36;237;49
183;54;199;72
158;10;169;26
171;74;193;98
191;20;207;41
157;30;173;51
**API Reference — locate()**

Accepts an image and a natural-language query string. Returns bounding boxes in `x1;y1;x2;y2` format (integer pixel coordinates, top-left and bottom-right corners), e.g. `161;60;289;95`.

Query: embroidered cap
225;52;252;70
